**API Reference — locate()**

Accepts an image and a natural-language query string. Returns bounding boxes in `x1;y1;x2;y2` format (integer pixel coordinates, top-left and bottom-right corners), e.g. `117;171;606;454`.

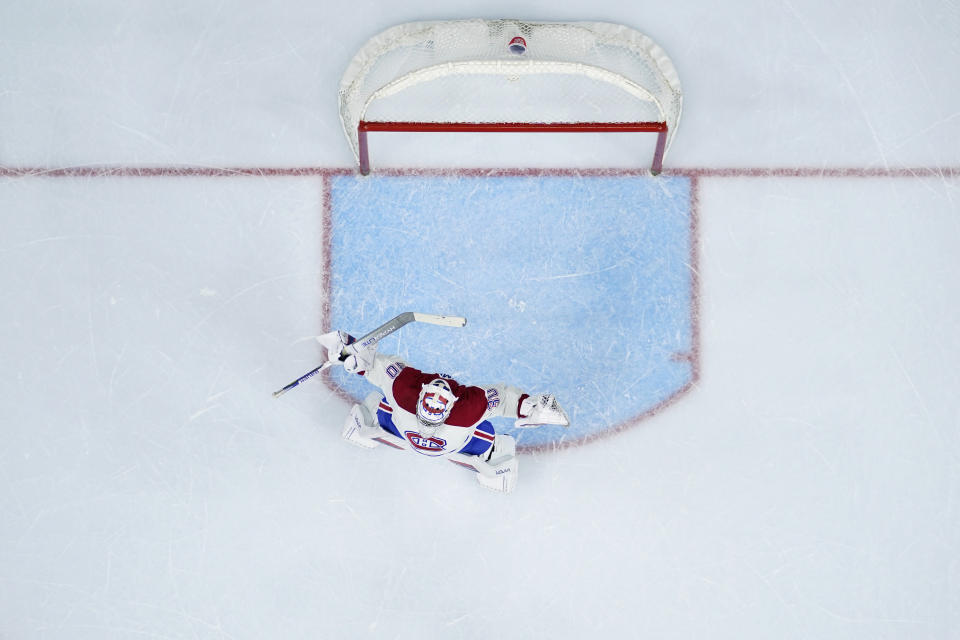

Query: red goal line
1;165;958;180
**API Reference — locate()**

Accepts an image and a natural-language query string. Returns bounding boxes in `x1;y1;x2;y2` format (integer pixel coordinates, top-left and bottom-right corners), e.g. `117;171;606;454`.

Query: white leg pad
449;434;518;493
341;392;386;449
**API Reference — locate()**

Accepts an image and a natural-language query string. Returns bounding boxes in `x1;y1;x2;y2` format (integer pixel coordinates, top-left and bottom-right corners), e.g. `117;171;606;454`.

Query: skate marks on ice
323;170;698;450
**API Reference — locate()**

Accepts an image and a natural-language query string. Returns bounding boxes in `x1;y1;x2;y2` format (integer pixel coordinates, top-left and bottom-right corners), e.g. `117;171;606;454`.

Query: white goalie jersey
357;353;528;457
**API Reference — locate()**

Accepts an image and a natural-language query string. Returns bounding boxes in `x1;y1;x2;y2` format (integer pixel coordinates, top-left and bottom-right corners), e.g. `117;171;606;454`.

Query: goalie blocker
318;328;569;493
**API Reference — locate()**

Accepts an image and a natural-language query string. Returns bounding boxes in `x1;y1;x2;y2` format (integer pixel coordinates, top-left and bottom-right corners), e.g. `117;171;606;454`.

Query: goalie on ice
317;330;569;493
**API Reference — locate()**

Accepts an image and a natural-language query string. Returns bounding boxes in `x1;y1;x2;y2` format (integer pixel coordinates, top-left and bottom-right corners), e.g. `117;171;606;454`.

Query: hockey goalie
317;330;569;493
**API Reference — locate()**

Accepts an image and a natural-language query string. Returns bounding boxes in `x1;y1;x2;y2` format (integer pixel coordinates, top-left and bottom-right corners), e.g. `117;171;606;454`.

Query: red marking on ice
5;163;958;453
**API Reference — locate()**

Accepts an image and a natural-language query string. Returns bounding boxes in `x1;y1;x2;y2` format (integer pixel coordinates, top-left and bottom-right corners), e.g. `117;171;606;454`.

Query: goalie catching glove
516;394;570;428
316;330;377;374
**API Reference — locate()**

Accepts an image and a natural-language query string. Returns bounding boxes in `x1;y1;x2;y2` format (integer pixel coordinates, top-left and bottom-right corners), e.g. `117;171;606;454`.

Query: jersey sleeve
361;352;410;394
479;383;529;420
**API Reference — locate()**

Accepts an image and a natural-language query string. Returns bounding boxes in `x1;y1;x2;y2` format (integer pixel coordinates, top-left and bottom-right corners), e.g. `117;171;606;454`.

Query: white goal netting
338;19;683;170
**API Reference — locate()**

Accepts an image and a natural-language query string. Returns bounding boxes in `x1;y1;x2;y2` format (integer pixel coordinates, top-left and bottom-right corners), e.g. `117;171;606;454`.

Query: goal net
338;19;683;175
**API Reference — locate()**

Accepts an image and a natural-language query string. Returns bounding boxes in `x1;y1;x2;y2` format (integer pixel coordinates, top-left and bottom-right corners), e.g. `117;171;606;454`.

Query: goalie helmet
416;378;457;428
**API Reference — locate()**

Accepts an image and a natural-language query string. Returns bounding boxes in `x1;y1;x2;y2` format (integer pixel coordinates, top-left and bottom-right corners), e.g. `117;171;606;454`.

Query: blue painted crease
328;173;694;447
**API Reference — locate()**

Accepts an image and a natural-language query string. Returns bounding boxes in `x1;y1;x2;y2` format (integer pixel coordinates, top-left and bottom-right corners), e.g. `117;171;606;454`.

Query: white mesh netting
338;19;683;163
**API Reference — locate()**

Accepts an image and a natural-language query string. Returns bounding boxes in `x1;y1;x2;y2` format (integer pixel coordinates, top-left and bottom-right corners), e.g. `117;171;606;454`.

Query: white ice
1;1;959;639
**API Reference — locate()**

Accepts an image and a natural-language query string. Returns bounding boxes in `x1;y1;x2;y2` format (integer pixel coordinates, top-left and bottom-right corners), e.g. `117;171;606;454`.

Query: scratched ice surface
327;173;694;448
1;1;959;639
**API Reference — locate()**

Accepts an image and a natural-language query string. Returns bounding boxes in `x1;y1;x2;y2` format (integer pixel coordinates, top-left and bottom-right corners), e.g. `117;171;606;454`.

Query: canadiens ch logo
405;431;447;454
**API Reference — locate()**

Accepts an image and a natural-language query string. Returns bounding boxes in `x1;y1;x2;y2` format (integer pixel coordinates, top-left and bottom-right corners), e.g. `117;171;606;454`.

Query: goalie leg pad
449;434;518;493
341;392;388;449
477;434;517;493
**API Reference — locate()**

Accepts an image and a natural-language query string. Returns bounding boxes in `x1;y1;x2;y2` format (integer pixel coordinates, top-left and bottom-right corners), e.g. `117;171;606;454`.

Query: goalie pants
375;401;495;456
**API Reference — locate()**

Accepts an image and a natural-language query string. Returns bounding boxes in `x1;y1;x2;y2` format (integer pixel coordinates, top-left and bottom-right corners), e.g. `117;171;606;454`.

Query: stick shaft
271;361;333;398
272;311;466;398
347;312;416;353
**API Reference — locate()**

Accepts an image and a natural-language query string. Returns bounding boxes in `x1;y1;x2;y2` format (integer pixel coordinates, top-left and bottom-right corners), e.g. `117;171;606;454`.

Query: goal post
338;19;683;175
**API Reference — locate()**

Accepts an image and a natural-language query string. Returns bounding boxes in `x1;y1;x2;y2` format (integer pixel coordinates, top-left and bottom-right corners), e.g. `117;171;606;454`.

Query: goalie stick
272;312;466;398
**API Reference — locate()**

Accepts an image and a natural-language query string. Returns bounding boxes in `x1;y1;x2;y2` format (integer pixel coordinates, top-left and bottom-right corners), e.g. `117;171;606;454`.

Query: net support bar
356;121;670;176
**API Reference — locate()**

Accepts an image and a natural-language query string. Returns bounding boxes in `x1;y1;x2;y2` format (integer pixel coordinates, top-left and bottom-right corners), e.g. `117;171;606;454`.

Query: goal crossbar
357;120;670;174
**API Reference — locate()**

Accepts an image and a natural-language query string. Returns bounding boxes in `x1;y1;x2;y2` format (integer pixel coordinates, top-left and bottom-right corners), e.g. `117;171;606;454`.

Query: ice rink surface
326;172;695;448
2;1;959;639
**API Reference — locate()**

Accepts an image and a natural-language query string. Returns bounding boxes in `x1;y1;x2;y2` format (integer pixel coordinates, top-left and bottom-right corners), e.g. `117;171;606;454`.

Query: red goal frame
356;120;670;176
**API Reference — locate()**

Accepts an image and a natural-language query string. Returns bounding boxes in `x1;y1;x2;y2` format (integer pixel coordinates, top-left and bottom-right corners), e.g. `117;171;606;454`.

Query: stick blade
412;313;467;327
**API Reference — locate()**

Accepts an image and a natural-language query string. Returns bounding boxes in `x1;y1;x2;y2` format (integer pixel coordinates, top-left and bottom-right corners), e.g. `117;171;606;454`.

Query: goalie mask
416;378;457;428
